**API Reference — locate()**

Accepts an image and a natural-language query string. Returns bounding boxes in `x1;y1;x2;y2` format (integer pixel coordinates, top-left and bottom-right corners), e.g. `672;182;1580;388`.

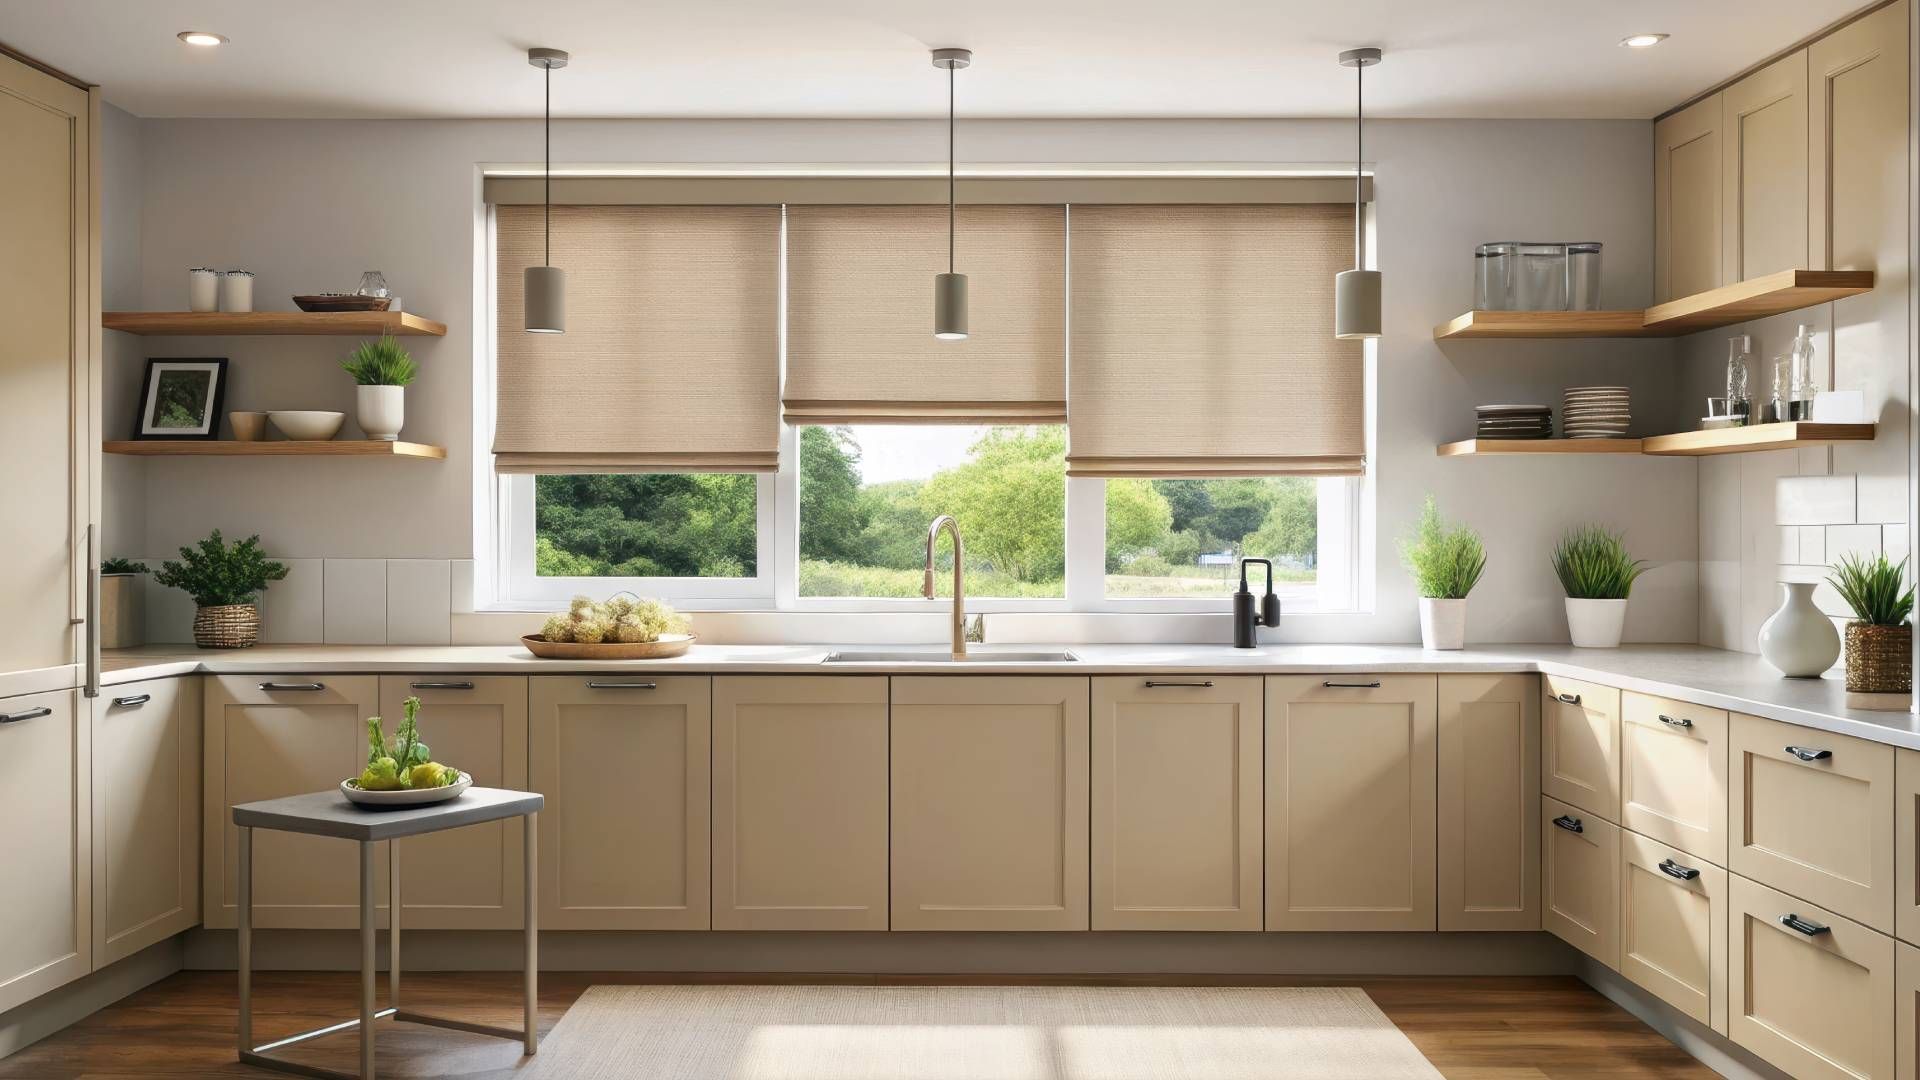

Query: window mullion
1064;475;1107;609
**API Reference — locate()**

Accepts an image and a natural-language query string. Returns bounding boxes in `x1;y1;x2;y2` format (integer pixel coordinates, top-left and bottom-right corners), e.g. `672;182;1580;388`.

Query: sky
845;425;990;484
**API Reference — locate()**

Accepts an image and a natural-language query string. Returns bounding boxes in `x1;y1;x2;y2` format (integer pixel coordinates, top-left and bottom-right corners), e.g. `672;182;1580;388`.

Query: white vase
1418;597;1467;650
1565;597;1628;648
356;385;405;441
1758;581;1841;677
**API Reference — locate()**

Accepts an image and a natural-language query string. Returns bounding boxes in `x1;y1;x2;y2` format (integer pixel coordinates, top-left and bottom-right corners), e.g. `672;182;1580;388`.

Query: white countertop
99;641;1920;751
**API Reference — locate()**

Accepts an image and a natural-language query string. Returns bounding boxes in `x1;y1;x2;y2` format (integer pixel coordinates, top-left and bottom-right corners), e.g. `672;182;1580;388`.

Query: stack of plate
1563;386;1631;439
1474;404;1553;440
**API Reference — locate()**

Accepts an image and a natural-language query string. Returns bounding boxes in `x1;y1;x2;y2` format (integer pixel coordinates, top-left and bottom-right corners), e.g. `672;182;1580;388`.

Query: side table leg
360;840;376;1079
524;811;538;1055
237;825;252;1058
388;838;401;1012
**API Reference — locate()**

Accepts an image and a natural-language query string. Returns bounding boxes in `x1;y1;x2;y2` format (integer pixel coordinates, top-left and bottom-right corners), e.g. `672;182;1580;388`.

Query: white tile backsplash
1826;524;1885;564
259;558;323;643
1797;526;1827;565
450;559;477;614
139;558;196;644
1775;474;1858;526
387;559;451;646
1887;525;1911;563
323;559;387;644
1774;527;1799;565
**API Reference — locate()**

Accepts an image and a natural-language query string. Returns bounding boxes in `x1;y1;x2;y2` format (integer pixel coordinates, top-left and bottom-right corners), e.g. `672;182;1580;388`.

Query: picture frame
134;358;228;440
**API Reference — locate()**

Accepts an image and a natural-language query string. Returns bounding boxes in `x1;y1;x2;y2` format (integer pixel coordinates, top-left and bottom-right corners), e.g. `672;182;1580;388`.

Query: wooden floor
0;972;1715;1079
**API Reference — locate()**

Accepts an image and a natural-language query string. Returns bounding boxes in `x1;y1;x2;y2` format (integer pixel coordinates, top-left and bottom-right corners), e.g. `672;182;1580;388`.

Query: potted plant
1828;553;1914;693
1552;525;1646;648
1400;497;1485;650
99;558;148;650
340;333;417;441
154;530;288;649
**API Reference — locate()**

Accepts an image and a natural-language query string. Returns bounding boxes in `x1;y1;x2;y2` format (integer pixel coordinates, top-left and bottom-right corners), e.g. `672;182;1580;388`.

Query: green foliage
1399;497;1486;600
100;558;148;575
534;473;756;577
1829;553;1915;626
1244;479;1318;560
1551;526;1646;600
1105;479;1173;557
856;480;929;570
919;428;1067;583
154;530;287;607
797;426;868;562
799;559;1063;599
340;334;418;386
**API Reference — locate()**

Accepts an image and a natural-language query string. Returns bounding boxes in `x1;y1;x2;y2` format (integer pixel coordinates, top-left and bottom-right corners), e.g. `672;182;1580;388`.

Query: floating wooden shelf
102;311;447;337
1433;269;1874;340
104;440;446;459
1437;438;1644;456
1438;422;1875;458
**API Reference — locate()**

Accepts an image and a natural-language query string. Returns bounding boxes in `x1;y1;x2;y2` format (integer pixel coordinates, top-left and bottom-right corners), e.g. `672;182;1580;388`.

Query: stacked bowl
1474;404;1553;440
1562;386;1630;439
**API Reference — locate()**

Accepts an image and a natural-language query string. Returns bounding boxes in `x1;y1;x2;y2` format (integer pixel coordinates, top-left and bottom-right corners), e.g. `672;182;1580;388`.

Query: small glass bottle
1768;356;1791;424
1724;334;1752;425
1788;324;1816;420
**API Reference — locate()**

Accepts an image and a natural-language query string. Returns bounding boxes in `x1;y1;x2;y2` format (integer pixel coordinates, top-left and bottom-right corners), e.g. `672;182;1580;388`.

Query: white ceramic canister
188;267;219;312
218;270;255;313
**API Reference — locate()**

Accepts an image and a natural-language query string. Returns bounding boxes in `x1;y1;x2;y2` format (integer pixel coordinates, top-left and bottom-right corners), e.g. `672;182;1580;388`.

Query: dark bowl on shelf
292;294;392;313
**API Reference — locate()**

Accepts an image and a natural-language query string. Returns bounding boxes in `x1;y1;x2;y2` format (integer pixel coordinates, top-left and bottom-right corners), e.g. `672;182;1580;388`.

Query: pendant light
931;47;972;341
524;47;569;334
1333;47;1382;341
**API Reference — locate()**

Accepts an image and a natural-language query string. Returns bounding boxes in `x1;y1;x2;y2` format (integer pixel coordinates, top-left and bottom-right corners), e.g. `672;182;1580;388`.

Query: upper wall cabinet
1810;0;1910;273
1655;94;1725;303
1723;51;1810;283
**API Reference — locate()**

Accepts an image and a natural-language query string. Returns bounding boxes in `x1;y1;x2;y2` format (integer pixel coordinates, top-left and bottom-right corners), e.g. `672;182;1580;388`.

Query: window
535;474;759;578
1105;478;1330;604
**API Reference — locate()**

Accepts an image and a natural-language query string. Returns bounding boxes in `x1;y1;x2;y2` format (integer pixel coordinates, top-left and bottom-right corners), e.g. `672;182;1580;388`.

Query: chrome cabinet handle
1785;746;1833;762
1658;859;1700;881
0;706;53;724
1658;714;1693;729
111;694;151;708
1552;692;1583;705
258;682;325;692
83;524;99;700
1552;815;1584;834
586;681;657;690
1323;680;1382;689
1145;680;1214;688
410;681;475;691
1780;913;1831;937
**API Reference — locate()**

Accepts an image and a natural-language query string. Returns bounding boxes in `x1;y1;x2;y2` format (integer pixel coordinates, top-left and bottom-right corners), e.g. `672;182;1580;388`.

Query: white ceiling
5;0;1867;120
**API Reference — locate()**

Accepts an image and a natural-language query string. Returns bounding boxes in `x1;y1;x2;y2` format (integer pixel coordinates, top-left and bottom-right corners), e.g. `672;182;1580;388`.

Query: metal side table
231;786;544;1080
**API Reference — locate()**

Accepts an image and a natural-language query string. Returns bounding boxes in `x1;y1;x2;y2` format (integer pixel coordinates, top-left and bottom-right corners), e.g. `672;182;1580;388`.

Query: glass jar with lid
1566;242;1602;310
1511;243;1569;311
1474;243;1516;310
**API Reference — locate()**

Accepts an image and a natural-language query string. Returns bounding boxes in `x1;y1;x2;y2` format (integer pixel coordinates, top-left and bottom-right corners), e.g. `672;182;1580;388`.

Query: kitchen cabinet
1810;0;1910;272
0;690;89;1015
712;676;888;931
92;678;200;967
1620;829;1727;1033
203;676;379;929
1729;872;1895;1080
1730;712;1895;933
1541;675;1620;822
1090;676;1261;931
891;676;1090;931
1902;940;1920;1080
531;676;710;930
1655;93;1726;303
1900;748;1920;946
1722;51;1810;282
1438;673;1539;931
1265;675;1436;931
377;676;527;930
1543;796;1619;968
1619;692;1728;865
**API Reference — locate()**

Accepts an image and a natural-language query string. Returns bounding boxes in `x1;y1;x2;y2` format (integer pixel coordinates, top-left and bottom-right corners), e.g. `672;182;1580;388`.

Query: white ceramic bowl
268;410;345;440
340;771;472;808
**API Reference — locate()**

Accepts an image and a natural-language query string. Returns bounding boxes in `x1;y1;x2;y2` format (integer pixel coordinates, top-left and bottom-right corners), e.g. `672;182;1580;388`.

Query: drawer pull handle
1785;745;1833;762
1658;714;1692;729
1552;814;1584;834
1780;913;1831;937
1323;680;1382;689
259;682;325;692
586;681;657;690
1658;859;1700;881
409;681;475;691
111;693;152;708
1552;692;1583;705
0;706;52;725
1145;680;1214;688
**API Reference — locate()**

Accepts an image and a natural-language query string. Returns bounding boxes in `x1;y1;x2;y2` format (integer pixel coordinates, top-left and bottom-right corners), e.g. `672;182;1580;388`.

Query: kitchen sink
821;649;1079;663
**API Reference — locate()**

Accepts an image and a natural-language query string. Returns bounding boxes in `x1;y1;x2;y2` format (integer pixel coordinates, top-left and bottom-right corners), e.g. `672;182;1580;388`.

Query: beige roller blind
1067;204;1365;477
493;205;780;473
784;205;1066;425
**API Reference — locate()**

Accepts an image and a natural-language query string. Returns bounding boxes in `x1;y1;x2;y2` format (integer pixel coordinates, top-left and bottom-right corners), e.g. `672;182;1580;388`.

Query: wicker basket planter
194;603;260;649
1844;622;1912;693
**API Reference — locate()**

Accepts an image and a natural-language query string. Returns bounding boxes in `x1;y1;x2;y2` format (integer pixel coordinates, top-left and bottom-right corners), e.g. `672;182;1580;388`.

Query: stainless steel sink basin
821;649;1079;663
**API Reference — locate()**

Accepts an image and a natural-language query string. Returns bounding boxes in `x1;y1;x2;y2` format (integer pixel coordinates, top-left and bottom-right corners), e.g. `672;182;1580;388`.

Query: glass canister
1566;242;1602;310
1475;243;1516;310
1512;243;1569;311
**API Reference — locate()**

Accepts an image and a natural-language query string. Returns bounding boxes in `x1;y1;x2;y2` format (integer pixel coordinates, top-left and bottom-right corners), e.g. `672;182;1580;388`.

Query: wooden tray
520;633;694;660
293;294;392;312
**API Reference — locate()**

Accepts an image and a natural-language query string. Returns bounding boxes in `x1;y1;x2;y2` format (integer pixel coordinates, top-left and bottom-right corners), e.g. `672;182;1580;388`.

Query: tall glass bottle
1725;334;1752;425
1788;324;1816;420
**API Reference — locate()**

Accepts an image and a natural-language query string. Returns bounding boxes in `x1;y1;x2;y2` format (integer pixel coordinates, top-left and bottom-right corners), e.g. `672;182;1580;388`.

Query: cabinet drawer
1620;692;1728;865
1620;830;1727;1033
1542;676;1620;821
1730;873;1895;1080
1731;713;1895;932
1543;796;1619;968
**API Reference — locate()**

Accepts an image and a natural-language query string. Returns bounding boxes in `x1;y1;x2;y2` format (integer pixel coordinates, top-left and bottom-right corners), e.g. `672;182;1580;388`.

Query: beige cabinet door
1810;0;1910;271
892;676;1090;931
531;676;710;930
1543;796;1619;968
1265;675;1437;931
1731;713;1895;933
1900;748;1920;946
1655;92;1725;302
1438;674;1539;931
712;676;888;931
1541;675;1620;822
204;676;378;930
377;677;528;930
1620;692;1728;865
0;690;89;1014
1730;873;1895;1080
92;678;200;967
1620;830;1728;1033
1091;676;1261;931
1723;50;1810;282
1901;940;1920;1080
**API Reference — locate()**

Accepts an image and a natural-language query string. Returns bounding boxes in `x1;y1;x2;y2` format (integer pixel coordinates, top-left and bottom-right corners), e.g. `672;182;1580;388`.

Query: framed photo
134;358;228;439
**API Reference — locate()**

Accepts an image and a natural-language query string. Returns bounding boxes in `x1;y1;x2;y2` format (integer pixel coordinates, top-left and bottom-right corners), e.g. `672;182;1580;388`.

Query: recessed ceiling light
176;31;228;47
1619;33;1669;49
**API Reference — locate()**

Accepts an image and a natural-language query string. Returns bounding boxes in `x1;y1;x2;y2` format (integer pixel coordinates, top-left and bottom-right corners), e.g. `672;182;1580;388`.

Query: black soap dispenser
1234;558;1280;649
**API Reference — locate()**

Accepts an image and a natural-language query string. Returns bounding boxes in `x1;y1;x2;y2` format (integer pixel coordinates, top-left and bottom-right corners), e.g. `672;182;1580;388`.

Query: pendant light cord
544;63;552;267
947;63;956;274
1353;60;1363;271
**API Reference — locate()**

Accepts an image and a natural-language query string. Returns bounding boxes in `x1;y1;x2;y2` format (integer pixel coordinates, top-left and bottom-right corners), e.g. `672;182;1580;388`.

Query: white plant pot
1758;580;1841;677
1418;597;1467;651
356;385;405;441
1565;597;1628;648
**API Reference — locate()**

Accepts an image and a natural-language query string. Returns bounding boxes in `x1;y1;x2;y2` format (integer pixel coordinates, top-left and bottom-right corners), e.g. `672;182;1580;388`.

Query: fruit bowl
341;771;471;808
521;632;694;659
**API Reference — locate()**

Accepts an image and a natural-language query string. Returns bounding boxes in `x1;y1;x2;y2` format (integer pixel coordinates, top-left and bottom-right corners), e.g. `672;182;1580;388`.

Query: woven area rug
523;985;1444;1079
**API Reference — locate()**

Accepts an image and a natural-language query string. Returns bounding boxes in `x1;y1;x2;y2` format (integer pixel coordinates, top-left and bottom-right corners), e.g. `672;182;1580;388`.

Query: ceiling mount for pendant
524;47;570;334
1334;46;1383;341
527;47;569;71
932;47;972;341
931;48;972;71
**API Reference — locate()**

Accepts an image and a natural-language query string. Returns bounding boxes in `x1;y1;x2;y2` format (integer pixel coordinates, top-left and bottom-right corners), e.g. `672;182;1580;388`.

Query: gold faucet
923;515;966;660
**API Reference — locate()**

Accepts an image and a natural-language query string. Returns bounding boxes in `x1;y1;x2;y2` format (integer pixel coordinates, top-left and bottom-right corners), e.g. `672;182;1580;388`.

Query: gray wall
106;116;1697;643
